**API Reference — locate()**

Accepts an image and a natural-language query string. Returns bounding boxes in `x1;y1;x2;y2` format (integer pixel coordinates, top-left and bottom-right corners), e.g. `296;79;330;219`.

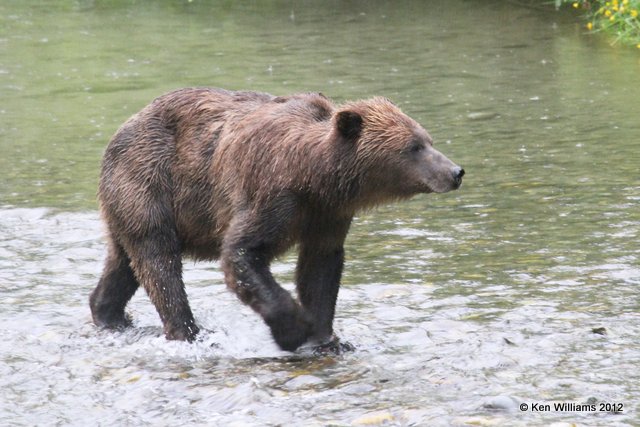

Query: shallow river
1;1;639;426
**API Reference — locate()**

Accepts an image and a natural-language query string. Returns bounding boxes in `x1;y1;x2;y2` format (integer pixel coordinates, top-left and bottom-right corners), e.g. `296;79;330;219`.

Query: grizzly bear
90;88;464;352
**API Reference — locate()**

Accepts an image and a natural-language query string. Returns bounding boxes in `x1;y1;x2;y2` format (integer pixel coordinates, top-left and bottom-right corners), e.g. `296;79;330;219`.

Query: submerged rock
481;395;520;412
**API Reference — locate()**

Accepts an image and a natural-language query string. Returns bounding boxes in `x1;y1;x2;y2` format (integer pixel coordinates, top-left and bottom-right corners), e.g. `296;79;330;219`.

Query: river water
1;1;639;426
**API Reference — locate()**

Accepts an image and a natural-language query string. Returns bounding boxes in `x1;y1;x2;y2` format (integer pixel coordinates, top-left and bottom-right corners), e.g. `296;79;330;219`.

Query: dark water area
1;1;639;426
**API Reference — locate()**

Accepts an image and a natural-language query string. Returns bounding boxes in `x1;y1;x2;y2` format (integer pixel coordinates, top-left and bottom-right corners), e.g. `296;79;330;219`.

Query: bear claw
92;311;132;331
312;337;355;355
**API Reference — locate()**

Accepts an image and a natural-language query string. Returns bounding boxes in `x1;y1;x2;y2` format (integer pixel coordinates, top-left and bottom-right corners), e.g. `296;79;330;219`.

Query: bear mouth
423;181;457;194
413;182;435;194
423;184;435;194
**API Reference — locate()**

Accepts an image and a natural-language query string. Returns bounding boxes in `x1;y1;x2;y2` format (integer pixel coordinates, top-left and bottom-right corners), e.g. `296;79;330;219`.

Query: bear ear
336;110;363;141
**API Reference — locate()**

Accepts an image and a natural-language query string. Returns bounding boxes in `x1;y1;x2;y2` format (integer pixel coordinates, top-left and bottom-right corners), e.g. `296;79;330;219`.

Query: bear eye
408;142;424;153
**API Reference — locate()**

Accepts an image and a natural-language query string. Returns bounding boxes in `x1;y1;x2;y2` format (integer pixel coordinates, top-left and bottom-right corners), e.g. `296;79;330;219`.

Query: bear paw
266;308;314;352
164;321;200;343
312;336;355;356
92;310;133;330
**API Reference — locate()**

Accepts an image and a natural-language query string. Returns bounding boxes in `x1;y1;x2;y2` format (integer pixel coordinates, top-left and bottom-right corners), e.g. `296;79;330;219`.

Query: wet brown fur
90;87;462;351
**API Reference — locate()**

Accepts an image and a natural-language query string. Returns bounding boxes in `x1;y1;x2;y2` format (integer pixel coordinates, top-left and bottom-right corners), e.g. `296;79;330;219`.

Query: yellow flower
572;2;579;8
631;9;639;18
605;9;612;17
587;22;593;30
609;14;616;21
637;43;640;49
623;0;629;5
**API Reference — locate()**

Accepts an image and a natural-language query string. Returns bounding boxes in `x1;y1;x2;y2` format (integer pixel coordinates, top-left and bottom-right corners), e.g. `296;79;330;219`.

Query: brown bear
90;88;464;352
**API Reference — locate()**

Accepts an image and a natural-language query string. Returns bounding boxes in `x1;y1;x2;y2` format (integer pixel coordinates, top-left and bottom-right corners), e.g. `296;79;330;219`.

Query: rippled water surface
1;1;640;426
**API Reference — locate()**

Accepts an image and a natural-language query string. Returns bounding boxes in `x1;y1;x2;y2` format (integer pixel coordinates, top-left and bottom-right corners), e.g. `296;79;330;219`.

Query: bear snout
453;167;465;189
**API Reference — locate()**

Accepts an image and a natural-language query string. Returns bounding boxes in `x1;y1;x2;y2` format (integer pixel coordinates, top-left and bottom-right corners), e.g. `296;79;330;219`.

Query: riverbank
559;0;640;48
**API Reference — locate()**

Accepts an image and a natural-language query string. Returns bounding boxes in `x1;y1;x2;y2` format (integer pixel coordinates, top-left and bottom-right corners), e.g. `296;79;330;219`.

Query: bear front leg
295;218;354;353
222;244;313;352
296;245;343;344
296;244;354;354
221;206;313;352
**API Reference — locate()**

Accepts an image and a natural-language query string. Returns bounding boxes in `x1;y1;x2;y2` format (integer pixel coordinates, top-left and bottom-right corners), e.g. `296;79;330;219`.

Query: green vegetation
558;0;640;47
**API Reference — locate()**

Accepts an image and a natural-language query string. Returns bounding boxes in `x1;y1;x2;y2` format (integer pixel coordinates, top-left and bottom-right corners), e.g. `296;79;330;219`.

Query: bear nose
453;167;465;188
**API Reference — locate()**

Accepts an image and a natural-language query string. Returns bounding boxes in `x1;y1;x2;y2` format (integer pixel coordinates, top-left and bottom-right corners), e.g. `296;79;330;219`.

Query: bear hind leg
90;240;139;329
123;232;200;342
